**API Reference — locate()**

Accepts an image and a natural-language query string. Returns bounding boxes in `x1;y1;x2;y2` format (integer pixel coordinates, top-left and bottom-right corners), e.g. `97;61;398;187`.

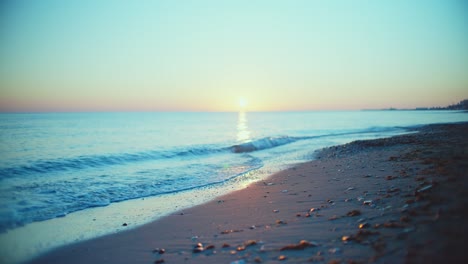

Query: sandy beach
27;122;468;264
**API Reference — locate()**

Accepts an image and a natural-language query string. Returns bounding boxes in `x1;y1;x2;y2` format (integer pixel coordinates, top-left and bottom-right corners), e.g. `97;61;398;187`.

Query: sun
238;98;248;109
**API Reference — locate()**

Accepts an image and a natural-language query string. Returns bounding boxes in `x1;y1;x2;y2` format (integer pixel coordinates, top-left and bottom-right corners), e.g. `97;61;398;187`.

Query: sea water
0;110;467;263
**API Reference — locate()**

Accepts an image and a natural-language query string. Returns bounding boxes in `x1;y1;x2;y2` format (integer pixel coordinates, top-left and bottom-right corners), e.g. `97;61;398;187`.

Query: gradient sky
1;0;467;112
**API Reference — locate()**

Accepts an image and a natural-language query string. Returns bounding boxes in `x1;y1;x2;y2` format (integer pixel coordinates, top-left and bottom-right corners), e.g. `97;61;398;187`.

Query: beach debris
305;213;311;217
221;229;243;234
280;240;318;251
193;244;204;253
278;255;287;261
327;199;334;203
347;187;355;191
254;256;263;263
346;210;361;217
249;225;257;230
264;182;275;186
191;236;199;241
416;185;433;193
122;223;128;226
230;250;237;255
363;200;373;205
273;209;279;213
217;200;224;203
357;196;364;202
154;259;165;264
237;246;246;251
281;189;288;193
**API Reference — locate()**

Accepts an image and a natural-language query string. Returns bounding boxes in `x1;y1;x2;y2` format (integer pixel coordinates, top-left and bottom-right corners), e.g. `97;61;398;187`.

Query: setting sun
239;98;248;109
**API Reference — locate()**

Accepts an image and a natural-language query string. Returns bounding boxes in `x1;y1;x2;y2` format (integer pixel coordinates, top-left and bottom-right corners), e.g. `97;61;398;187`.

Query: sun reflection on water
236;111;251;143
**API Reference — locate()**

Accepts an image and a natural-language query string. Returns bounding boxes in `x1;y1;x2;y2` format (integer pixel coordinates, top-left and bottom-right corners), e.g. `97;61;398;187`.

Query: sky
0;0;467;112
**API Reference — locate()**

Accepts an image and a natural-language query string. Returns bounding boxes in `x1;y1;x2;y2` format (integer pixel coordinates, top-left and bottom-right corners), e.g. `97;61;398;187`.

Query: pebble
205;244;215;250
342;235;352;242
193;243;204;253
244;240;257;247
328;215;339;220
153;248;165;254
346;210;361;217
276;220;287;225
280;240;318;251
359;223;370;229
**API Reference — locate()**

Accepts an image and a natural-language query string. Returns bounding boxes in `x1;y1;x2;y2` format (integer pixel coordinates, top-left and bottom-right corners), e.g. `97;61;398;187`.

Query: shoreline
20;122;468;263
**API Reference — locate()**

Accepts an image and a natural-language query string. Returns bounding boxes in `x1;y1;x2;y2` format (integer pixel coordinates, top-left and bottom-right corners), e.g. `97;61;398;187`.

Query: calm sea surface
1;111;467;232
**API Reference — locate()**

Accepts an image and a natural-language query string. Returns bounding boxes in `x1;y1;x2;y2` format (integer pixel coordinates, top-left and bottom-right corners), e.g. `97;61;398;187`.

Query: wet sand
28;122;468;264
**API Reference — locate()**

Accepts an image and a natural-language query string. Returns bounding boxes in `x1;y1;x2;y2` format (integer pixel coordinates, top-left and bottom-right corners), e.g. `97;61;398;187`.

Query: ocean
0;110;467;263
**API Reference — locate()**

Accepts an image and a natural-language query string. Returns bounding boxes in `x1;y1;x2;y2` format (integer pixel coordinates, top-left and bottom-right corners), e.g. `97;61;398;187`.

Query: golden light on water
236;111;251;143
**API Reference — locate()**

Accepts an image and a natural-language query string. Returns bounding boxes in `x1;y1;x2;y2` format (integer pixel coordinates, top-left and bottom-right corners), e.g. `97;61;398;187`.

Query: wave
0;146;227;178
0;126;406;178
230;126;405;153
231;136;303;153
0;155;264;232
